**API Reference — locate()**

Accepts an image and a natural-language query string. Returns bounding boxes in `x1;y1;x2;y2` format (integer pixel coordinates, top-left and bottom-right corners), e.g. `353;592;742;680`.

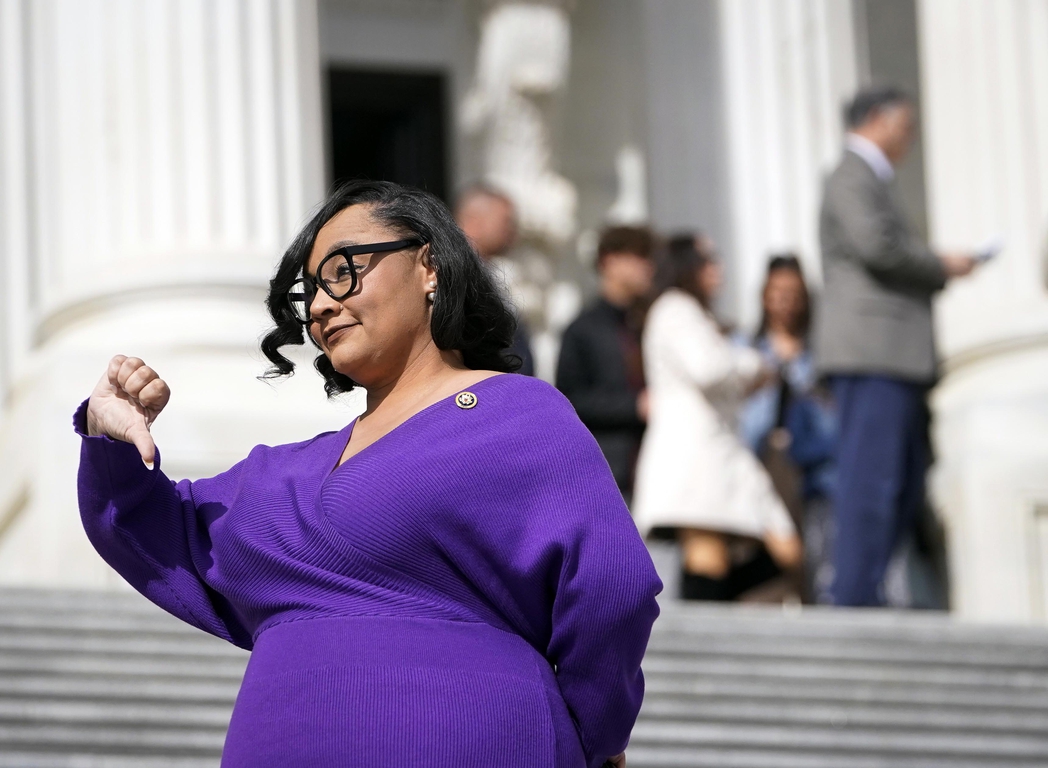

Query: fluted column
19;0;324;326
919;0;1048;621
716;0;859;326
0;0;340;586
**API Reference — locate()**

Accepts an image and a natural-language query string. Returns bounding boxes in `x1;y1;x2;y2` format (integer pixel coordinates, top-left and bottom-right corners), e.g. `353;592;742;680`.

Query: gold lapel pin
455;391;478;410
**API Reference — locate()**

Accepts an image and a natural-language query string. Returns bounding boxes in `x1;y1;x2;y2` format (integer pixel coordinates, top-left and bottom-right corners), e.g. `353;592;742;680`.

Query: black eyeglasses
287;238;424;324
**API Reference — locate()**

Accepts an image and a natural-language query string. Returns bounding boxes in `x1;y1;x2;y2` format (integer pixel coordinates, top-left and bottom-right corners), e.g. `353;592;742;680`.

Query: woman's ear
420;243;437;284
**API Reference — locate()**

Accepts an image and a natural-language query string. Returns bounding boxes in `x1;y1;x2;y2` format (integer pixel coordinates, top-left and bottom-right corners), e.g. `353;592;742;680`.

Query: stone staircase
631;603;1048;768
2;588;1047;767
0;588;246;767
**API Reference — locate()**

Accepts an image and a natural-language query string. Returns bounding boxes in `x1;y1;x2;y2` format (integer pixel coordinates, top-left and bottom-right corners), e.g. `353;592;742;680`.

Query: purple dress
75;374;662;768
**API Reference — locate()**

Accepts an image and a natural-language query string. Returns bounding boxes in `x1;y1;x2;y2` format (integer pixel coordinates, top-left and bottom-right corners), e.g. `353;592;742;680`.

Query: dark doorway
327;68;448;201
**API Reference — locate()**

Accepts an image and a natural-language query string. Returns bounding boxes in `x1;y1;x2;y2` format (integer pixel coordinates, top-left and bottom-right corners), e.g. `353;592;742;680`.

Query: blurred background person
815;86;979;607
741;255;837;603
455;184;535;376
633;234;802;602
556;226;654;502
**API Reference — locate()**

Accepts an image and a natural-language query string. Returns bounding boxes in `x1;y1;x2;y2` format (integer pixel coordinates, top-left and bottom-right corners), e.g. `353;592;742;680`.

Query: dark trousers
830;375;928;606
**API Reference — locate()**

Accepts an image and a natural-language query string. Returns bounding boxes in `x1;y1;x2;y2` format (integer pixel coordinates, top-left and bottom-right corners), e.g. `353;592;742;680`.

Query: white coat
632;289;795;539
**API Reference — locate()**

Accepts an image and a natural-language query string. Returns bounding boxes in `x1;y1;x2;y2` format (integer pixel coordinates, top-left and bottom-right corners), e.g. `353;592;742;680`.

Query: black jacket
556;299;645;495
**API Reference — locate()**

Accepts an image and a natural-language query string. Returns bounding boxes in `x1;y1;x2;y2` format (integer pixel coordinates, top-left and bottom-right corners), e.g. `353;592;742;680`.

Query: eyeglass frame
286;238;426;324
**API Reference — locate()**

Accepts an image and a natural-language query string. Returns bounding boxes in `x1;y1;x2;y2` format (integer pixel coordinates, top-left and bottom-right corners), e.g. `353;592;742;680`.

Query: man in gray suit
815;87;976;606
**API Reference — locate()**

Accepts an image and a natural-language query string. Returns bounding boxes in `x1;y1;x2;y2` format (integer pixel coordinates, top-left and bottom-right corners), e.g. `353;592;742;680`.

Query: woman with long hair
632;234;801;601
75;180;661;767
742;255;837;603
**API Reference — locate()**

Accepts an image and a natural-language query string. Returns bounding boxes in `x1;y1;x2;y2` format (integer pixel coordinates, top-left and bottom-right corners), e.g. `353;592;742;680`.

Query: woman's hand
86;355;171;467
604;753;626;768
746;364;778;396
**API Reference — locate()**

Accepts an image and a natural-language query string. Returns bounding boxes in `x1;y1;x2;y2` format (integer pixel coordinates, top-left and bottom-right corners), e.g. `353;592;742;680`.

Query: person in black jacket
556;226;655;501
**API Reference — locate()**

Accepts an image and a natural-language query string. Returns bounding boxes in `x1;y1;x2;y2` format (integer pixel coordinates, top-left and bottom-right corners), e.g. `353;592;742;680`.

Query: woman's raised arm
76;356;253;649
655;294;765;396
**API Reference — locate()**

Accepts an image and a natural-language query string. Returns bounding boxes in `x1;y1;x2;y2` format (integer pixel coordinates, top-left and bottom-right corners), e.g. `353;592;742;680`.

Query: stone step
0;674;240;704
0;698;233;728
624;745;1048;768
647;631;1048;668
0;612;223;638
0;588;169;612
627;720;1048;760
0;632;241;662
654;603;1048;644
0;652;248;680
643;674;1048;710
0;722;225;753
637;696;1048;734
0;754;218;768
640;655;1048;690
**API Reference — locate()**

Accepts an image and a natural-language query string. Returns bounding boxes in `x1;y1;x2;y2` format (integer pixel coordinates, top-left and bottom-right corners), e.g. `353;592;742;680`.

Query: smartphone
975;235;1004;264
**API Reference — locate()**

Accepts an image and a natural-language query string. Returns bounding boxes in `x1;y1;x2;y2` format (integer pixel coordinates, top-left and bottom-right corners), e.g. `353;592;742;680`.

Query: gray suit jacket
814;151;946;383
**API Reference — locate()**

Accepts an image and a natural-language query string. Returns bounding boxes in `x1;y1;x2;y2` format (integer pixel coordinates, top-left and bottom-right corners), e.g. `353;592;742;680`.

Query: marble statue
462;2;577;244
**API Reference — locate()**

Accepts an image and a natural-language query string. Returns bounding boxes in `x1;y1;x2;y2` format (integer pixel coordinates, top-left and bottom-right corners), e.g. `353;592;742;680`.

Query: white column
0;0;346;587
717;0;859;329
0;0;33;404
919;0;1048;622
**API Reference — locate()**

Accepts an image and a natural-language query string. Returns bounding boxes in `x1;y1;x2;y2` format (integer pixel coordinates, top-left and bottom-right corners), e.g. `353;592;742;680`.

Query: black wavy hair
261;179;521;396
654;232;714;309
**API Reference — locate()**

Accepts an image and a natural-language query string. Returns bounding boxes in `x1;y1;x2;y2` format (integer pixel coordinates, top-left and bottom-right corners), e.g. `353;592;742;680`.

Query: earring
427;281;436;302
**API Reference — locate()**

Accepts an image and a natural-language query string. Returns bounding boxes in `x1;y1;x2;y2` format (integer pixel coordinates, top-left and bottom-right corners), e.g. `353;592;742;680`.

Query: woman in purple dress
76;180;662;768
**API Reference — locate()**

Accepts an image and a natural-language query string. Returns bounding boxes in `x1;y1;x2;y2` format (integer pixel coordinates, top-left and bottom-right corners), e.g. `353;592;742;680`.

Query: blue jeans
830;375;929;606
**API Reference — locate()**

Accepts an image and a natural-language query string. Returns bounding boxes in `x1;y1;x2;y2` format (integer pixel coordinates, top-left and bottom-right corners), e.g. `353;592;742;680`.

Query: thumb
126;424;157;469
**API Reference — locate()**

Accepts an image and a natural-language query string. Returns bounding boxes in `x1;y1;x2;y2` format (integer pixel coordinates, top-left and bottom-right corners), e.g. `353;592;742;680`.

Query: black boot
724;547;782;600
680;570;730;601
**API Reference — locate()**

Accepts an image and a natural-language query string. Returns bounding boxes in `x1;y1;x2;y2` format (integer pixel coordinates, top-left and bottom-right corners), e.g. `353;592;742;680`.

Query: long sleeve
832;171;946;291
544;481;662;768
74;400;253;648
522;419;661;768
556;320;643;430
426;381;662;768
655;293;762;397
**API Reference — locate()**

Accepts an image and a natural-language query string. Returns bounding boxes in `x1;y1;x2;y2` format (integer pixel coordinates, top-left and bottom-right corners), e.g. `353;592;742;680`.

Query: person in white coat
633;234;802;600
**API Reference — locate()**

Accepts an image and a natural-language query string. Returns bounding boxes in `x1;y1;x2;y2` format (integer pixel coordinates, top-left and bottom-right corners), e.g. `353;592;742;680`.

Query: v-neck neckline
326;373;507;477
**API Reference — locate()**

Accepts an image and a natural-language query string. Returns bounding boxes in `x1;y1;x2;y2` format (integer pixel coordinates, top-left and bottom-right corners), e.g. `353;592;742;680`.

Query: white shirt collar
845;133;895;182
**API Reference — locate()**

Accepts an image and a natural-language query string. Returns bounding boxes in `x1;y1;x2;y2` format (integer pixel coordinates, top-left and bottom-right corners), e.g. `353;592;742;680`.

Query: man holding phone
815;86;980;607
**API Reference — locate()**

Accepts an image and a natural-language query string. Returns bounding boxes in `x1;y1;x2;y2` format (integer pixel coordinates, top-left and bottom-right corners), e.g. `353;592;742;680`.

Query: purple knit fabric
75;374;662;767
